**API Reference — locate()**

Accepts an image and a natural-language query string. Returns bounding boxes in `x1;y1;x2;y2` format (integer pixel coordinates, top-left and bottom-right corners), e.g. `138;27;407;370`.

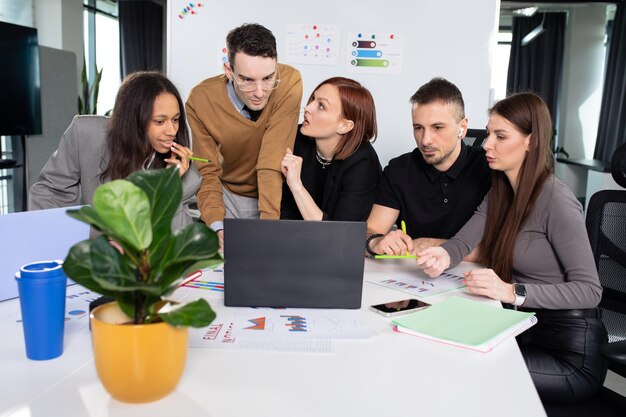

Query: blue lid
17;260;66;280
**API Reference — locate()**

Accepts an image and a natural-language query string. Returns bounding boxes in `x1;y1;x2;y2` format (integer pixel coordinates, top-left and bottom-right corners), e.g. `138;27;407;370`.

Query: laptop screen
224;219;366;309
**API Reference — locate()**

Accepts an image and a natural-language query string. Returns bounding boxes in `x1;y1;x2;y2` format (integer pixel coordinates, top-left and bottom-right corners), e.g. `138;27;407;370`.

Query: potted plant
62;166;220;403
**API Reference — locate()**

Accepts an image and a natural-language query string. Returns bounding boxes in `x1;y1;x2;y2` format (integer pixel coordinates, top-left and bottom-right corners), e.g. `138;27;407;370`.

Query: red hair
307;77;377;160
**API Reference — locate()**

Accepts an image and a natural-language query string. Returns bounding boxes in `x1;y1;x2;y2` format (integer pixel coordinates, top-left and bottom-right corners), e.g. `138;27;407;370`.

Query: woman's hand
416;246;450;277
166;142;192;177
217;230;224;254
463;269;515;303
281;148;304;191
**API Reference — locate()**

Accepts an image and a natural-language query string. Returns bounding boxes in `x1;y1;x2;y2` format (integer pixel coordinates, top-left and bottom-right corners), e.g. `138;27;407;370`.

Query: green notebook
392;296;537;353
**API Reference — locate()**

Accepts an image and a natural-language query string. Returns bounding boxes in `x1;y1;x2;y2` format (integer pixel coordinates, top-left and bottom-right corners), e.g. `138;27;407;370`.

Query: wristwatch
512;283;527;306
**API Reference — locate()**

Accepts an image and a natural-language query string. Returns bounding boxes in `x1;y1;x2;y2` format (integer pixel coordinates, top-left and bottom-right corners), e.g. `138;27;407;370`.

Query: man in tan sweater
186;23;303;245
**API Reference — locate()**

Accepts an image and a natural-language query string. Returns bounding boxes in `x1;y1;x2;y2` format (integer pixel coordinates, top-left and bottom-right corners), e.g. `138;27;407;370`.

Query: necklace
315;150;332;169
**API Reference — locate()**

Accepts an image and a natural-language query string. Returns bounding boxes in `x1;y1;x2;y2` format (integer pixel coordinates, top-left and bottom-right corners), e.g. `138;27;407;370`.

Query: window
83;0;120;115
492;17;512;102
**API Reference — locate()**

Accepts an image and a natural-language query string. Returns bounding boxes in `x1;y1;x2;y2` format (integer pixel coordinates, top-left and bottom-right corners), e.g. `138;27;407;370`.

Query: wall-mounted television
0;21;42;136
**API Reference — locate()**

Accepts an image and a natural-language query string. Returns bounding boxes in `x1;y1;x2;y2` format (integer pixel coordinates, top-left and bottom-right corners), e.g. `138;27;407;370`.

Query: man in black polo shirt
366;78;490;258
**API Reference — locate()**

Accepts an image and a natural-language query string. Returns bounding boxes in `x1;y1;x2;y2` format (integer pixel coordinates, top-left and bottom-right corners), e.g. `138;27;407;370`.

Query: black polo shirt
375;142;491;239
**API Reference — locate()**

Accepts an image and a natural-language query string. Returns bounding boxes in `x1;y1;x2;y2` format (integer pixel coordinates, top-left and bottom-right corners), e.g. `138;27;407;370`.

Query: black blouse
281;130;382;221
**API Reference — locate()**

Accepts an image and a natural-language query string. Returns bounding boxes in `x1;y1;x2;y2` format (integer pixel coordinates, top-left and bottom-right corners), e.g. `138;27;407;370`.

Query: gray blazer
29;115;201;231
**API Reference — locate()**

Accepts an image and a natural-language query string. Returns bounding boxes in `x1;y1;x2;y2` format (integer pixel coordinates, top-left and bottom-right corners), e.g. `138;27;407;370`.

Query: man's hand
371;230;414;256
412;237;445;253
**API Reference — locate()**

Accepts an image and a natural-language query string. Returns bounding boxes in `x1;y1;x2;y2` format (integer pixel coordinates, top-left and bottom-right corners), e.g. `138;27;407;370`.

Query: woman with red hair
280;77;381;221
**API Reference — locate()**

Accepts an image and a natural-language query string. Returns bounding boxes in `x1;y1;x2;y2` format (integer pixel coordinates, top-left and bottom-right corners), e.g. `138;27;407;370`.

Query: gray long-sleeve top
441;175;602;309
29;115;201;232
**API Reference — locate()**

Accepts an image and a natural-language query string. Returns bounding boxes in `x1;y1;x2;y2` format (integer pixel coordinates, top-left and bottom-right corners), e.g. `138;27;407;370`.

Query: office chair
462;128;488;147
589;141;626;377
544;144;626;417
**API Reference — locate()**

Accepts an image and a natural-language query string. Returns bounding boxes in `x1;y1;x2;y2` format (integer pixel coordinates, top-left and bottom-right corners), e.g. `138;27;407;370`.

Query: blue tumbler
15;260;67;360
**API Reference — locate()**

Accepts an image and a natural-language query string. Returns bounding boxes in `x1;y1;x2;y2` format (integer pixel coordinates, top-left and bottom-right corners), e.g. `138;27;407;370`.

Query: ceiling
500;0;623;16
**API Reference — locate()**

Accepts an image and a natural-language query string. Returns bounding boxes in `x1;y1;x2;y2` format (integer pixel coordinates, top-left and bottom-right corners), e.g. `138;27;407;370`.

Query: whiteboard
167;0;499;166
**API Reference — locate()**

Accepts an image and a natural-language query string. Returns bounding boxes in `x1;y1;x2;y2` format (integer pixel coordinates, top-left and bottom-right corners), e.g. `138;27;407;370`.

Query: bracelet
365;233;385;257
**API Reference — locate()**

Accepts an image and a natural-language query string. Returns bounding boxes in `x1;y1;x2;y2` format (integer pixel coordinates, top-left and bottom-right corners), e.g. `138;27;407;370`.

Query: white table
0;259;546;417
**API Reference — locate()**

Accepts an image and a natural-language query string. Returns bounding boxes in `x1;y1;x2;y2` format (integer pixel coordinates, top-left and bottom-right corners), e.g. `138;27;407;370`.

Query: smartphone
369;299;431;317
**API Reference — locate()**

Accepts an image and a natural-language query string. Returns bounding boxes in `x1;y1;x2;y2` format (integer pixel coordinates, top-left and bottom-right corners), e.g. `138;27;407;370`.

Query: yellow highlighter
189;156;210;163
401;220;409;256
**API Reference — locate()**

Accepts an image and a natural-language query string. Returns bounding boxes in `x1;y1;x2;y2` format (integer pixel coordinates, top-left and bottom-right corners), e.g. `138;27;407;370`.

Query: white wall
0;0;33;26
555;4;608;197
167;0;499;167
33;0;83;91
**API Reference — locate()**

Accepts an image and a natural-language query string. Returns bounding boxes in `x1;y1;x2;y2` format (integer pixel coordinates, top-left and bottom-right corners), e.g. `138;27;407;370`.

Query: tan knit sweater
186;64;302;225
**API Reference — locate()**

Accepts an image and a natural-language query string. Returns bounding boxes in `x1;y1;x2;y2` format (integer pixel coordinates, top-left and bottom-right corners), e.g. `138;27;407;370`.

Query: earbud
458;128;464;138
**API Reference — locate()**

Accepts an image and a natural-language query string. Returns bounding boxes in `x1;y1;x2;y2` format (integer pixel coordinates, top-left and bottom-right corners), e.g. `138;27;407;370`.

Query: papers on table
188;307;373;353
179;264;225;295
366;270;466;297
179;264;374;353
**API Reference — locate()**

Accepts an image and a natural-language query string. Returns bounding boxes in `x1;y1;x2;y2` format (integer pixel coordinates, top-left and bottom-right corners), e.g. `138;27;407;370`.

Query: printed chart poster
285;23;341;66
346;32;404;75
189;308;372;353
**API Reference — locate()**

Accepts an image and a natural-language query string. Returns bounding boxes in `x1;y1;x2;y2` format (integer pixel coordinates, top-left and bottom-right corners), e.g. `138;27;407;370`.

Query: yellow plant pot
90;302;189;403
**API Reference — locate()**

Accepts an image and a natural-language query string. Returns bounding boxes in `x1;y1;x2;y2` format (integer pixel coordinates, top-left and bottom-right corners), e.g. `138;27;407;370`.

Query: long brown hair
478;92;553;282
100;71;190;181
307;77;377;160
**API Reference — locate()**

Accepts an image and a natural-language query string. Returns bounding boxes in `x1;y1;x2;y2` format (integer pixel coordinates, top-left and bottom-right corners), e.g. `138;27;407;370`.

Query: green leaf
67;207;142;264
127;167;181;235
158;299;216;328
156;223;221;289
127;167;181;267
86;238;159;295
116;294;159;323
117;298;135;320
67;205;112;232
63;238;148;312
63;238;119;298
92;180;152;251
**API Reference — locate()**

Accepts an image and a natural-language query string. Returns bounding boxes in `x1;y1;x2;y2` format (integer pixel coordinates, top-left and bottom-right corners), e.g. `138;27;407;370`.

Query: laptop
224;219;366;309
0;206;90;302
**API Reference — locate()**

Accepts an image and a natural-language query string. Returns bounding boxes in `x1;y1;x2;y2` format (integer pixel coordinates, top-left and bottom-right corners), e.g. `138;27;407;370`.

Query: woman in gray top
417;93;607;405
30;71;201;231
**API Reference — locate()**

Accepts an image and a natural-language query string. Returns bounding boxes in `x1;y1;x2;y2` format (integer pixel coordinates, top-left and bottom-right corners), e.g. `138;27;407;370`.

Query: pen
401;220;409;256
189;156;210;163
374;255;418;259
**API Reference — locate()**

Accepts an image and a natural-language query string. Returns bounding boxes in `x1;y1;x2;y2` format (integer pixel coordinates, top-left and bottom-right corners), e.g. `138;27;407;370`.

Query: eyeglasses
231;67;281;92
